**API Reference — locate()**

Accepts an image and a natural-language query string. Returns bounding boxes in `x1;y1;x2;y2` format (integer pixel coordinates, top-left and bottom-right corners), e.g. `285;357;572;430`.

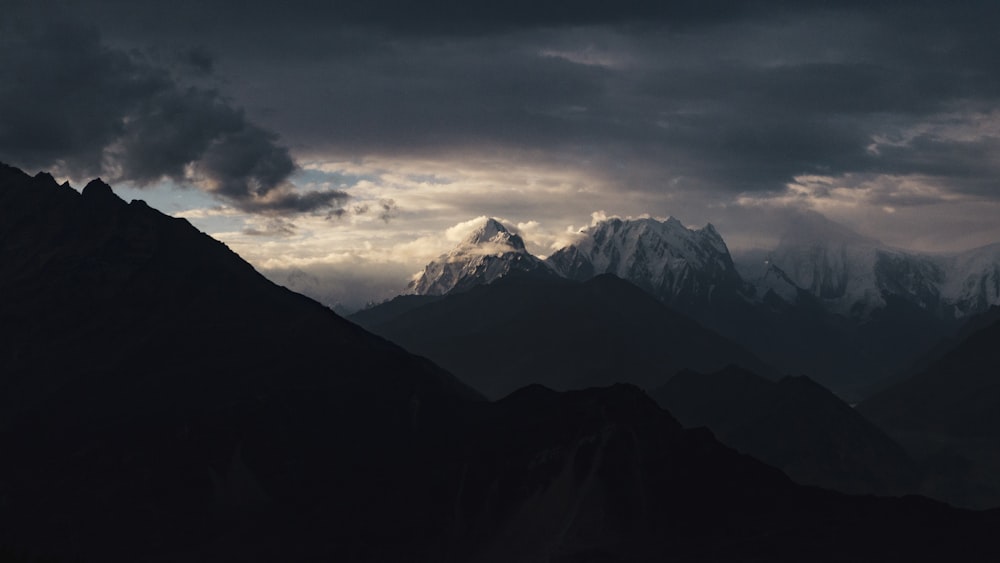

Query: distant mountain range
406;213;1000;323
353;213;1000;509
6;162;1000;559
388;213;1000;395
743;211;1000;320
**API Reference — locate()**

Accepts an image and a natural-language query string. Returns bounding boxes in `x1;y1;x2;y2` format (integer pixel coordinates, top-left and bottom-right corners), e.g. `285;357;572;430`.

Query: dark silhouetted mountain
4;163;1000;561
652;366;919;496
859;305;1000;399
447;383;1000;562
0;163;481;559
859;315;1000;508
349;293;442;327
406;217;557;295
352;273;775;399
861;317;1000;439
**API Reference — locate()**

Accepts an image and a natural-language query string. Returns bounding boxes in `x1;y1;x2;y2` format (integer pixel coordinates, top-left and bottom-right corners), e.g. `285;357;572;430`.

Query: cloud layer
0;17;344;213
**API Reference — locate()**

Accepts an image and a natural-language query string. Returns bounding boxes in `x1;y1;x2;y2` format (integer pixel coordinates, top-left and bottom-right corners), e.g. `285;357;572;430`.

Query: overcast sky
4;0;1000;309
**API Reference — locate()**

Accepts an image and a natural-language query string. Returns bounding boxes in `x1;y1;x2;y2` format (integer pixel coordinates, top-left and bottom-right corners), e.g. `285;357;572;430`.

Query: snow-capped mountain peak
942;243;1000;317
546;216;743;306
406;217;553;296
740;211;1000;319
462;217;526;251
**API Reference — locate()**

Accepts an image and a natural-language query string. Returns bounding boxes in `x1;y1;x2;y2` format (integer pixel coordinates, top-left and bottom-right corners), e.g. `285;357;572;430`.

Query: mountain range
389;214;1000;396
356;209;1000;510
356;212;1000;510
5;163;1000;560
353;273;773;399
405;213;1000;323
745;211;1000;320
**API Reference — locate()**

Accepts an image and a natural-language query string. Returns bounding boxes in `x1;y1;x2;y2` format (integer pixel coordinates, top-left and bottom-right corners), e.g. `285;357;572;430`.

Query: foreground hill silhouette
351;273;775;399
0;164;481;558
2;163;1000;561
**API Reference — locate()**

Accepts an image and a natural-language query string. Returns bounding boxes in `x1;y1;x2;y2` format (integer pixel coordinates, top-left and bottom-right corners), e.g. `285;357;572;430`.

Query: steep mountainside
407;217;556;295
0;164;481;559
652;366;919;496
352;273;775;399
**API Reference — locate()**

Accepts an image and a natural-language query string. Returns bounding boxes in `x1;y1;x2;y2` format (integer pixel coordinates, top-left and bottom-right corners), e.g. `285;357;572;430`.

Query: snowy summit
407;218;554;296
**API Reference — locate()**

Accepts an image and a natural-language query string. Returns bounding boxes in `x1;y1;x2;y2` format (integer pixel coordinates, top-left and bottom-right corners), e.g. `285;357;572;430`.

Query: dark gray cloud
176;47;215;75
0;15;343;214
6;0;1000;218
378;199;399;223
0;21;165;178
242;217;297;237
171;3;996;207
34;0;1000;38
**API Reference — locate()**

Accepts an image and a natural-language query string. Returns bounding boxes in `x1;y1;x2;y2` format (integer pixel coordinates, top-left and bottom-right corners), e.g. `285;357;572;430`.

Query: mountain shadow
351;272;775;399
860;315;1000;508
652;366;920;496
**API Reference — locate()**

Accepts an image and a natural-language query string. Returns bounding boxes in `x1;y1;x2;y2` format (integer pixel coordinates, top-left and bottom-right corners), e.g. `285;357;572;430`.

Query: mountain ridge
546;216;743;310
353;272;776;399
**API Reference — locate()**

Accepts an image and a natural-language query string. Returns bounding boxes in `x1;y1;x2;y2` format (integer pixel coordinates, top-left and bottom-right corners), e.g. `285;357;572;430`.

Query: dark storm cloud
0;22;164;178
8;0;1000;212
50;0;998;36
177;47;215;75
0;16;342;214
870;135;1000;197
170;0;995;205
